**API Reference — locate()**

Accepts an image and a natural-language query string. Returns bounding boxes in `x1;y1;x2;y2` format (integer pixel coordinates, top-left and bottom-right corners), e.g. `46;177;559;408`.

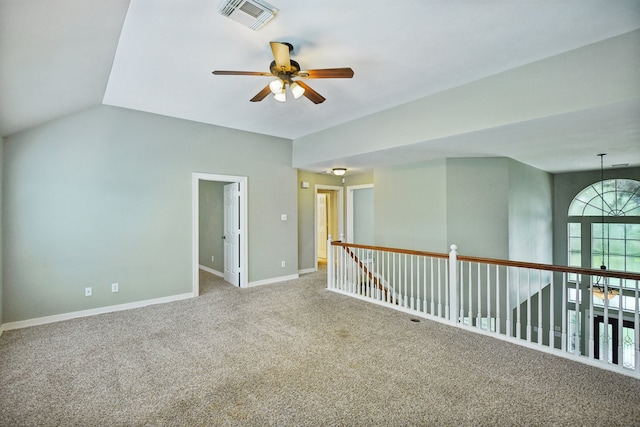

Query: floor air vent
218;0;278;31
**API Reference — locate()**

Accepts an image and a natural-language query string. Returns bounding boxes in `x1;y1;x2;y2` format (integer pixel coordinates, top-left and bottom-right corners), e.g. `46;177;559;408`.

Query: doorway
593;315;636;369
192;173;248;295
315;185;343;270
347;184;374;244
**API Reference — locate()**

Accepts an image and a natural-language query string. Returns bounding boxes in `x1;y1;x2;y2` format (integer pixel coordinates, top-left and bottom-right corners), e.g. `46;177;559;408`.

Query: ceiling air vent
218;0;278;31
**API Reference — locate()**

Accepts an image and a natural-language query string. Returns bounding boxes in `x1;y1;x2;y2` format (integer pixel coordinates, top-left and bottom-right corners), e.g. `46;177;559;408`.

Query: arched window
566;178;640;368
568;179;640;217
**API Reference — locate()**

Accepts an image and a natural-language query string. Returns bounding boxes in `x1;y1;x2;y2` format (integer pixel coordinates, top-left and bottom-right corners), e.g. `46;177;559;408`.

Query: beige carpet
1;268;639;426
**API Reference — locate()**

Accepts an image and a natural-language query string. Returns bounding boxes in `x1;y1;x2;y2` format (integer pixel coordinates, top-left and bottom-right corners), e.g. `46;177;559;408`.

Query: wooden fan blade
250;84;272;102
298;68;354;79
270;41;291;72
294;80;326;104
213;70;272;76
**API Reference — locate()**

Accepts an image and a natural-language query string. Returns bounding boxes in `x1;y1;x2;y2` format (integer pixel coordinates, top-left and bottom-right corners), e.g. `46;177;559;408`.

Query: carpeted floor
1;268;639;426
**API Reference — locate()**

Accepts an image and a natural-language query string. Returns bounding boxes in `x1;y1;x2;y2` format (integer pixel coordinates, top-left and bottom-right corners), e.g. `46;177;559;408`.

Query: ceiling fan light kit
212;41;354;104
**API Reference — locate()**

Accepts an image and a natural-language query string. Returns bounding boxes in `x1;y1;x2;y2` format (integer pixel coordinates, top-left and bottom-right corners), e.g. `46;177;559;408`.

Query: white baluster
496;265;501;335
327;234;334;289
575;275;581;356
549;273;554;349
505;267;511;337
410;255;415;310
561;273;567;352
487;264;491;333
516;269;521;340
477;263;481;330
588;274;595;359
635;279;639;373
448;245;458;324
537;271;543;345
618;279;624;366
468;262;473;326
424;257;429;315
526;269;531;342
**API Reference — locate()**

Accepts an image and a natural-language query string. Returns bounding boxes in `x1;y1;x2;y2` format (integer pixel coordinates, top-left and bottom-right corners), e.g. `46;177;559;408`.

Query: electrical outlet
211;256;215;262
111;283;119;293
85;287;92;297
281;261;286;268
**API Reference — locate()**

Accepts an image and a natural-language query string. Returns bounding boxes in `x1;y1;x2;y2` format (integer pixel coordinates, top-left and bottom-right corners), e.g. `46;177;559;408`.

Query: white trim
298;267;316;275
199;265;224;277
2;293;194;331
248;274;299;287
346;183;374;243
192;172;249;296
314;184;344;271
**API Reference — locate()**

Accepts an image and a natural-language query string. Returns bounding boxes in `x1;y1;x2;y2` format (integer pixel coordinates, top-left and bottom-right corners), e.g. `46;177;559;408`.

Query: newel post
327;234;334;289
449;244;458;324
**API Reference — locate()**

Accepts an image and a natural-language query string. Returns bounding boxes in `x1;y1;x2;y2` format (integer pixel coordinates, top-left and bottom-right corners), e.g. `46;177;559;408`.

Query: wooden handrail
330;241;640;281
340;245;393;303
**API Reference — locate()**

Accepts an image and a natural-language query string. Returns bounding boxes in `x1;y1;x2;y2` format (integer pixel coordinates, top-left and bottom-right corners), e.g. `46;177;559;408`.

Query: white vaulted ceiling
1;0;639;173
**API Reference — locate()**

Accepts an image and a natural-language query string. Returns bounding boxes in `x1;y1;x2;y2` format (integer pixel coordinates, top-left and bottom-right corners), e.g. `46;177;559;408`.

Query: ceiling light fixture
269;79;284;94
290;81;305;99
273;91;286;102
591;153;619;300
332;168;347;176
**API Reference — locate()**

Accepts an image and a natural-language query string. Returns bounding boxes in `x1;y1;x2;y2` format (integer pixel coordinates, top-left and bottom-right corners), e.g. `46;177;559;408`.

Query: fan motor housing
270;60;301;79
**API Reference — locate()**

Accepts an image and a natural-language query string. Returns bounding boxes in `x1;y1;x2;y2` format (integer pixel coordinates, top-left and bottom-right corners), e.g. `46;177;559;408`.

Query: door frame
314;184;343;271
346;184;374;243
192;173;248;295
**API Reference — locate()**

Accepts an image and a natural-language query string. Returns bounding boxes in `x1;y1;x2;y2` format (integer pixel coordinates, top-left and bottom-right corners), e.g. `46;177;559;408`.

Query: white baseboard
247;274;299;288
298;268;316;275
199;265;223;277
2;292;195;332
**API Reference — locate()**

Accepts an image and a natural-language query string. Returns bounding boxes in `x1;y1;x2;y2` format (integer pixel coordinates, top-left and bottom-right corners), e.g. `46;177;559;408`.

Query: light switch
281;214;287;221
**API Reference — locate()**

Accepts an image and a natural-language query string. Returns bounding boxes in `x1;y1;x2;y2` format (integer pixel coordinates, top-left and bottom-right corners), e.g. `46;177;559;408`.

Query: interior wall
351;187;374;245
374;159;448;252
0;137;3;330
3;105;297;323
445;158;510;259
508;160;553;264
198;180;225;273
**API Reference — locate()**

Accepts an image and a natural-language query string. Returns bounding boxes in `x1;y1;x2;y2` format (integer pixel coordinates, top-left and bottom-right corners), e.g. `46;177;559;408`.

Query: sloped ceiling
1;0;639;173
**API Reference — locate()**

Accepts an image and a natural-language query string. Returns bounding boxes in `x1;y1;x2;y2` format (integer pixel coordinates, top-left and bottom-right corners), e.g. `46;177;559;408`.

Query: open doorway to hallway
192;173;248;295
315;185;343;271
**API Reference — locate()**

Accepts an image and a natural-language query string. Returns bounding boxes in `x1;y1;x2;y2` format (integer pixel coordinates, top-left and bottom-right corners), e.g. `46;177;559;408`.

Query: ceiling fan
212;41;354;104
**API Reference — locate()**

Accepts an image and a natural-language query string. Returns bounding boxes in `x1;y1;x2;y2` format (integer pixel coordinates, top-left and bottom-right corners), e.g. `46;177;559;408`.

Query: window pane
627;256;640;274
627;224;640;240
608;255;626;271
609;224;625;239
627;240;640;255
609;240;625;256
569;222;581;236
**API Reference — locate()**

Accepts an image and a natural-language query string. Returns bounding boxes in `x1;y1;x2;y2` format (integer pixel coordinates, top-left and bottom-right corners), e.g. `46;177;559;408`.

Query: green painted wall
0;137;3;329
446;158;510;259
3;106;297;323
374;159;448;252
198;180;225;272
352;187;374;245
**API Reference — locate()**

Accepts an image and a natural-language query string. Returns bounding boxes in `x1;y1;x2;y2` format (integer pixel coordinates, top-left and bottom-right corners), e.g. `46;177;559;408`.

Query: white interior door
224;182;240;286
317;193;328;259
